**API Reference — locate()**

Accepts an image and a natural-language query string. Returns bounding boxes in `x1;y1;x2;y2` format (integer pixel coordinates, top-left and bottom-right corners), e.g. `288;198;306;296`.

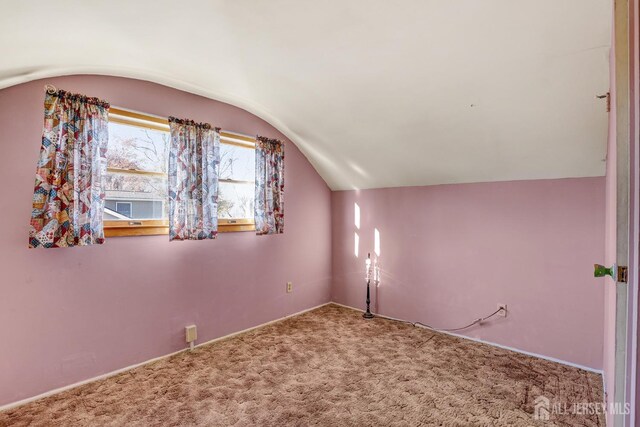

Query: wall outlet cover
185;325;197;343
286;282;293;293
497;304;507;317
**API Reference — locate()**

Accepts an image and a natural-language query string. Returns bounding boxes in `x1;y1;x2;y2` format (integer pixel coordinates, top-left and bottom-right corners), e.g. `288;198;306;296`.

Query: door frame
632;0;640;425
614;0;639;425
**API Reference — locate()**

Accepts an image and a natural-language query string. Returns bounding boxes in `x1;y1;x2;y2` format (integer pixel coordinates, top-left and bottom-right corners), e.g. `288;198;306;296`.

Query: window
115;202;132;217
218;135;256;230
103;108;256;237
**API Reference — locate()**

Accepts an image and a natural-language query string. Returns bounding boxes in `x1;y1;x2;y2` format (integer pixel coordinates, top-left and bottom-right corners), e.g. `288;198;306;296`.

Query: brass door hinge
617;266;628;283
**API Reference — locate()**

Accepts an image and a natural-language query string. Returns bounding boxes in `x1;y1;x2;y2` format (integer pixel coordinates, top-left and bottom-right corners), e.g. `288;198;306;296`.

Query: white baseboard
0;302;332;413
330;302;604;375
1;300;604;413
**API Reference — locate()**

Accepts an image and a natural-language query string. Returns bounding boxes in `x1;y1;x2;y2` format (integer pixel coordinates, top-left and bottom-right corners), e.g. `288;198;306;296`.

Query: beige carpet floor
0;304;604;426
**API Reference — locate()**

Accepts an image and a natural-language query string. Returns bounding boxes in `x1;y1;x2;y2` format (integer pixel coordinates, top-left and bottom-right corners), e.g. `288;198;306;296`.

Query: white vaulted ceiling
0;0;610;190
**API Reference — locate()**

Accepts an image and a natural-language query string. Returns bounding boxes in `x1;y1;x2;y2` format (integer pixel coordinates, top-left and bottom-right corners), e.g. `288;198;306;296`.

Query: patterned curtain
255;136;285;235
168;117;220;241
29;90;110;248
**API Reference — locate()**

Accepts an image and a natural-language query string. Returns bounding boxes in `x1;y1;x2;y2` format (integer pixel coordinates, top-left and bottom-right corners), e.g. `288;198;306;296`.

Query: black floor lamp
363;253;374;319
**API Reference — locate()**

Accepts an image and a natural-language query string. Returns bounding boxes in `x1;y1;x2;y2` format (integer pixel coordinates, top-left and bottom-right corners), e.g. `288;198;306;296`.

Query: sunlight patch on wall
354;232;359;258
374;228;380;257
354;202;360;229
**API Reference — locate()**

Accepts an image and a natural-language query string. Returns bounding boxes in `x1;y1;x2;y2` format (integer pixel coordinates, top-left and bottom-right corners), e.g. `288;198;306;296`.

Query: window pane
219;143;255;182
107;122;169;173
218;182;254;219
104;172;168;220
115;202;132;217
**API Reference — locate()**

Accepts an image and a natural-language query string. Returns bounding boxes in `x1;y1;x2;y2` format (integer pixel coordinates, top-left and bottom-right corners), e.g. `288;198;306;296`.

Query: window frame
103;107;256;237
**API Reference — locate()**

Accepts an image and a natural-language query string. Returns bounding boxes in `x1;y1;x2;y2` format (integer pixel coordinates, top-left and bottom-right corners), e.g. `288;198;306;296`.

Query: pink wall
331;178;605;369
0;74;610;409
0;76;332;406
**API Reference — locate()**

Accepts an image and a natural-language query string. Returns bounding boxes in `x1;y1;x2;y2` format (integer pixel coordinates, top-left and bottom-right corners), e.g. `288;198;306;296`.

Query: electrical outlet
185;325;197;343
497;304;507;317
286;282;293;293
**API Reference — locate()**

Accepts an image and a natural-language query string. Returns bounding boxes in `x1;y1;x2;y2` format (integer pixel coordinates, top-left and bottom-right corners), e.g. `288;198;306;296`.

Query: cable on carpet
391;307;504;333
413;307;503;332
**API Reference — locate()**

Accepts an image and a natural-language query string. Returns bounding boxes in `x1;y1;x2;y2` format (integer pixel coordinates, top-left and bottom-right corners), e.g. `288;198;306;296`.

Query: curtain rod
43;83;256;141
112;106;256;141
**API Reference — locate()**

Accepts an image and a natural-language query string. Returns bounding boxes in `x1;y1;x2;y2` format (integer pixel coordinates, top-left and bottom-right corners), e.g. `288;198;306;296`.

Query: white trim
0;302;331;413
0;300;604;413
330;302;604;375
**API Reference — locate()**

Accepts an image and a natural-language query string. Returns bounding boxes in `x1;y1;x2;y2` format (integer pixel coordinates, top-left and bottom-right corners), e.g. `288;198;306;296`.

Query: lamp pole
363;253;374;319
